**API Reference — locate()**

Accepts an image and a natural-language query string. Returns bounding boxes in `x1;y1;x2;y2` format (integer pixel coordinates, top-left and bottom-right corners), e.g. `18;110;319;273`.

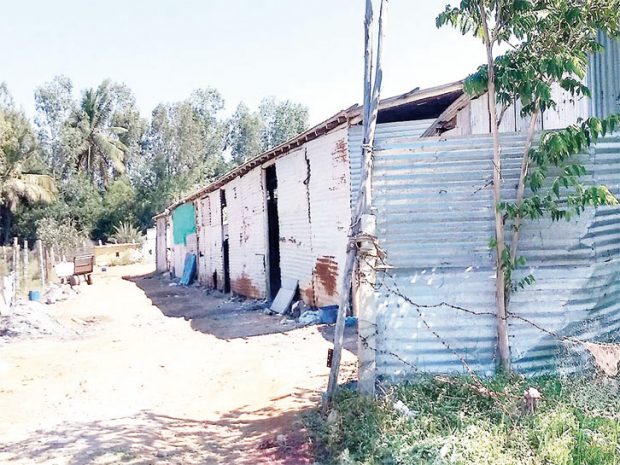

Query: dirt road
0;264;356;464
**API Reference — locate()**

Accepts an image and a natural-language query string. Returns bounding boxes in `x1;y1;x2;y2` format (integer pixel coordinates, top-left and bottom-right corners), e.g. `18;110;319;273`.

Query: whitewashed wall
226;169;268;299
207;190;224;290
155;217;167;272
276;148;314;300
276;126;351;307
196;196;211;284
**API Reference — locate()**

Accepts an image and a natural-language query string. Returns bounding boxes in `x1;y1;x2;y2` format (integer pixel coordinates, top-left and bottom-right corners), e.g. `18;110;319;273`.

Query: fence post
12;237;19;295
23;240;28;286
38;240;46;288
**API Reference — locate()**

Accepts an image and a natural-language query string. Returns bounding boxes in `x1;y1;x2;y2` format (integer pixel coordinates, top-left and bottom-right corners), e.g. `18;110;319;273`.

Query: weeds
307;375;620;465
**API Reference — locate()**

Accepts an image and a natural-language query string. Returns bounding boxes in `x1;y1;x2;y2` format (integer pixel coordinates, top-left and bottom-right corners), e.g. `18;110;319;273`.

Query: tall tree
227;102;262;164
140;88;228;215
259;97;309;151
438;0;620;372
34;76;77;179
0;89;56;243
70;80;129;187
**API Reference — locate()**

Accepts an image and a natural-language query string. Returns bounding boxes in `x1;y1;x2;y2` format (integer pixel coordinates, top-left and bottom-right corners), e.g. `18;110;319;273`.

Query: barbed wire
351;235;619;390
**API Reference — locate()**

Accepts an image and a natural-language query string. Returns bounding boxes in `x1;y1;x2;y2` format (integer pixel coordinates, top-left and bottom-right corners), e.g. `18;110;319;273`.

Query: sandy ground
0;264;357;464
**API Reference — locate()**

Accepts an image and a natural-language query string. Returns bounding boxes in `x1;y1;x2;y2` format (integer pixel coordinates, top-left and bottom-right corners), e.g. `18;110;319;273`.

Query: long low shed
154;37;619;380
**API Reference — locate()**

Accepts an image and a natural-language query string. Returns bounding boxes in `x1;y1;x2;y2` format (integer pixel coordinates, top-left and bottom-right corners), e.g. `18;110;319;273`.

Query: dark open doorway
265;165;281;300
220;189;231;293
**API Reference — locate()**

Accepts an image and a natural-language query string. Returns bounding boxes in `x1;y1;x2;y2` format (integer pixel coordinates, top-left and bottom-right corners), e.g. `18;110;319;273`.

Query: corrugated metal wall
366;132;620;379
589;31;620;119
155;217;167;272
276;127;352;306
226;169;268;299
306;127;352;306
207;190;224;290
349;120;435;210
196;196;211;284
276;148;315;301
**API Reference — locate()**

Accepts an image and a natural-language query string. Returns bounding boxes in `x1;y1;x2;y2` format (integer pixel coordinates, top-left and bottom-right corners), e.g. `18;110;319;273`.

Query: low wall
94;243;142;266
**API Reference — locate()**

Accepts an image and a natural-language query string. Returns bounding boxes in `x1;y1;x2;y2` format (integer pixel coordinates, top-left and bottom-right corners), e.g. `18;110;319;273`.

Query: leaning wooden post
37;240;46;288
323;0;387;411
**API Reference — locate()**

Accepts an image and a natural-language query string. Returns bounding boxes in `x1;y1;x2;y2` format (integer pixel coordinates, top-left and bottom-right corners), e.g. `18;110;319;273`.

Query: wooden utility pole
323;0;387;411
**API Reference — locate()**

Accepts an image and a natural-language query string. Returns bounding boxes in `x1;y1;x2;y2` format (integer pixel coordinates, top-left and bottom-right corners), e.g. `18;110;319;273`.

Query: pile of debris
42;284;79;305
261;300;358;328
0;300;74;340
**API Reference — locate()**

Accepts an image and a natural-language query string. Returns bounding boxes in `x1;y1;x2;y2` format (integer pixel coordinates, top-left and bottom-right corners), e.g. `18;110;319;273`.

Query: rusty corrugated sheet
226;169;267;299
307;127;351;307
367;132;620;379
276;127;352;307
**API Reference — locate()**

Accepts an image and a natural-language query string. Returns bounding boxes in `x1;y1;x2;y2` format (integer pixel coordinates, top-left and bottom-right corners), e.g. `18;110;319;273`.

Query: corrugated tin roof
153;81;464;219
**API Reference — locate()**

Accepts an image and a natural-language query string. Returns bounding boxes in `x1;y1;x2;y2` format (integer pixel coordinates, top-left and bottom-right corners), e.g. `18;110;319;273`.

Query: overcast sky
1;0;486;123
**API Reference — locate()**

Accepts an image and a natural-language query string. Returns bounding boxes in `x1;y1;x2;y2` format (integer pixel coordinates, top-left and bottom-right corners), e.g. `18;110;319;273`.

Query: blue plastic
318;305;338;324
345;316;358;327
179;253;197;286
28;290;41;302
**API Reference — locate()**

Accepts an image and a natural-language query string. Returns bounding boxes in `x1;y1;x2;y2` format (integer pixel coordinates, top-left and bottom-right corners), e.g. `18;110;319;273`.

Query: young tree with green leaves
437;0;620;371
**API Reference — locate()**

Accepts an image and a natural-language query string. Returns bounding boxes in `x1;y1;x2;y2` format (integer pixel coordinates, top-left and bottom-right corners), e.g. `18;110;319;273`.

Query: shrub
307;375;620;465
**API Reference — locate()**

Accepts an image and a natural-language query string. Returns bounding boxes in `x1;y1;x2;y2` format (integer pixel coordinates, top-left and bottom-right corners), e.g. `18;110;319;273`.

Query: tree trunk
508;110;540;268
479;3;511;372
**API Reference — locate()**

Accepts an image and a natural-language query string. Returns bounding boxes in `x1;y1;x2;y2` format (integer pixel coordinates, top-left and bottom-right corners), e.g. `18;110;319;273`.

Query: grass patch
306;375;620;465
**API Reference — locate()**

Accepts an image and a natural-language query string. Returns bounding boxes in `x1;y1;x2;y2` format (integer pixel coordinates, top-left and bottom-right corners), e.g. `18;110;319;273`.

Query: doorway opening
220;189;231;293
265;165;281;300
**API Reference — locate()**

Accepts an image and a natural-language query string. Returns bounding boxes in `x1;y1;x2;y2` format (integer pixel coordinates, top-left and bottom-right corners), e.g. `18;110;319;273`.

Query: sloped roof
154;80;464;219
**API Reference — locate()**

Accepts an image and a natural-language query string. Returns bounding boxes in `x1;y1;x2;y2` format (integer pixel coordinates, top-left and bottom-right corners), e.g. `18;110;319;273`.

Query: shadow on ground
0;392;316;465
126;273;357;352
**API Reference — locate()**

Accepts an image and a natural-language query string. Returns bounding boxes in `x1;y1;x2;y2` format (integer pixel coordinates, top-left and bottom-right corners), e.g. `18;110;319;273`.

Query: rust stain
310;256;339;306
332;138;348;164
302;286;316;307
232;272;262;299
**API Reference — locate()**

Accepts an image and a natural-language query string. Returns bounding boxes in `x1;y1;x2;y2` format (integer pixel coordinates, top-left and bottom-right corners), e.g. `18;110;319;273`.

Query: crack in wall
303;148;318;306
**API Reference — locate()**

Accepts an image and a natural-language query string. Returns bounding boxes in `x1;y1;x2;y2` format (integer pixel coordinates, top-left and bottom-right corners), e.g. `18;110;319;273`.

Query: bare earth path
0;264;356;464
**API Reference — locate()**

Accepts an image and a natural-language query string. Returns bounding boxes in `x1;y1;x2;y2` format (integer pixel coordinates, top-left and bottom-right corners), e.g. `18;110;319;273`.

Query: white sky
0;0;486;123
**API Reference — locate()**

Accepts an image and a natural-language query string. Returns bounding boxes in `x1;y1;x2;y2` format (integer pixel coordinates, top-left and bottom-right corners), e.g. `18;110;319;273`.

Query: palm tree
0;108;57;243
72;81;127;186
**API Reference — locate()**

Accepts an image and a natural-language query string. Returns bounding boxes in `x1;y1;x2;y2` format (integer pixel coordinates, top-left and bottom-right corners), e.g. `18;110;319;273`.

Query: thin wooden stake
23;240;28;284
323;0;387;412
38;240;46;288
12;238;19;295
